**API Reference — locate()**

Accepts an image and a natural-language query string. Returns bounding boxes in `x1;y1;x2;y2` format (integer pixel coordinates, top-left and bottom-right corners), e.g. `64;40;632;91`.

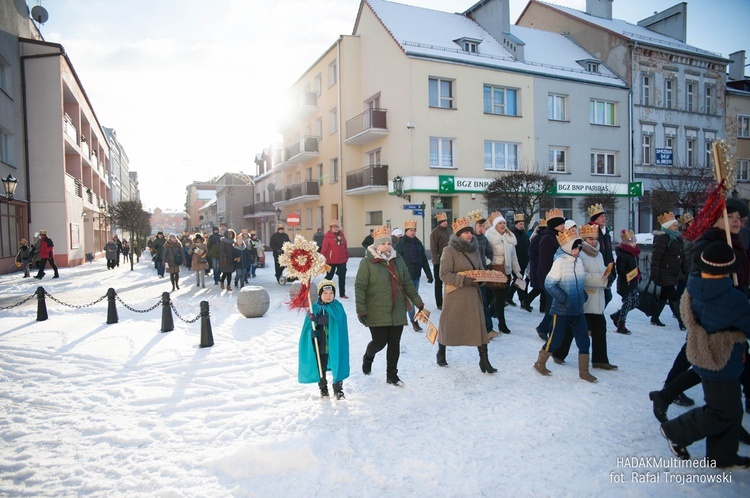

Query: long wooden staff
712;141;738;286
308;292;324;380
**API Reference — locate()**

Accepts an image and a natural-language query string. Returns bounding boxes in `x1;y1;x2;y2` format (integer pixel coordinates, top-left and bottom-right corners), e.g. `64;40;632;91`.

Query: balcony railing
345;164;389;195
243;202;275;217
63;115;77;144
345;108;388;145
286;136;319;164
289;180;320;199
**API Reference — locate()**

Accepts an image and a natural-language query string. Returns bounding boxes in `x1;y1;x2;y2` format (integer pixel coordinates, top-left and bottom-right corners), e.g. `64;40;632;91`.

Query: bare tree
576;193;619;221
105;200;152;270
484;172;557;225
648;163;712;218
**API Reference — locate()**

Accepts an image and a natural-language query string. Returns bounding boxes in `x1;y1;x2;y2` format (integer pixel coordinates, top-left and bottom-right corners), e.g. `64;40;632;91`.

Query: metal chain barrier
115;295;162;314
169;300;202;324
0;293;37;311
43;290;107;309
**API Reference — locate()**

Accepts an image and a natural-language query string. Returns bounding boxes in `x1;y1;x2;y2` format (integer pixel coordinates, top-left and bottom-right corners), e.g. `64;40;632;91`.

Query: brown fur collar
681;292;747;371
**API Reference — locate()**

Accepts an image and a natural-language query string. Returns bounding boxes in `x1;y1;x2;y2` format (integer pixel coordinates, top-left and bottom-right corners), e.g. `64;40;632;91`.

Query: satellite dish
31;5;49;24
267;183;276;192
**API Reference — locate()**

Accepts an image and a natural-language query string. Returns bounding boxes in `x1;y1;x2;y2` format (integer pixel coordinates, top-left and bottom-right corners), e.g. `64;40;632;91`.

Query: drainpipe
336;37;343;231
629;41;638;231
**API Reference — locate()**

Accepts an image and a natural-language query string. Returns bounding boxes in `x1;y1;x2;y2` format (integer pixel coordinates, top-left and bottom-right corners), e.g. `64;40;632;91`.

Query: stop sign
286;213;300;227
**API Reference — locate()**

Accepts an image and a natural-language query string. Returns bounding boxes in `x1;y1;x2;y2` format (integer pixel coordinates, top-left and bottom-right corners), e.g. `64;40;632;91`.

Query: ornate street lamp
275;207;282;223
2;174;18;202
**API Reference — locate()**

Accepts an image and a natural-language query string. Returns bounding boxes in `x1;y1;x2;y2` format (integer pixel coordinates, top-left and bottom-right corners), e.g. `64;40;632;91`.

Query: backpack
174;248;183;265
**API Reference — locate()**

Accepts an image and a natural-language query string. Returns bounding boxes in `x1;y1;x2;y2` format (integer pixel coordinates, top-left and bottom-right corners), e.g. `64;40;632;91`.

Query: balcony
286;136;319;165
345;164;389;195
345;108;388;145
243;202;275;218
298;91;319;120
63;114;77;144
271;181;320;207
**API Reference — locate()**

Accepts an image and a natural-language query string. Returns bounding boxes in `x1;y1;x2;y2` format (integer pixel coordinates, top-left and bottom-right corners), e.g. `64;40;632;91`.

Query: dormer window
454;37;482;54
577;58;602;74
587;62;599;73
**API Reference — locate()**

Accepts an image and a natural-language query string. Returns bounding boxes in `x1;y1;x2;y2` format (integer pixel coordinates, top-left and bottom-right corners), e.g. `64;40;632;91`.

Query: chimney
637;3;687;43
464;0;524;61
586;0;613;20
729;51;746;81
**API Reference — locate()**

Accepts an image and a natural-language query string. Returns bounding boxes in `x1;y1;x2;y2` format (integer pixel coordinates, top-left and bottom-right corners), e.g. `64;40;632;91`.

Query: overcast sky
37;0;749;212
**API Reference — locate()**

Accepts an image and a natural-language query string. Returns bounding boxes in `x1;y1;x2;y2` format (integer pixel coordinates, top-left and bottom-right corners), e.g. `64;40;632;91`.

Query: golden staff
712;140;738;286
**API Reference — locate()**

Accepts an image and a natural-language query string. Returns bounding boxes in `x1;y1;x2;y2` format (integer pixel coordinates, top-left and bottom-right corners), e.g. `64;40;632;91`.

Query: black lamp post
392;175;404;197
2;174;18;202
275;207;282;224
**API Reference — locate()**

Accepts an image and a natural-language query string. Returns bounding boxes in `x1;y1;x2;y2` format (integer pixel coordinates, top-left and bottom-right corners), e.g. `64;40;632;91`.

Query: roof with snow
534;0;727;60
362;0;626;87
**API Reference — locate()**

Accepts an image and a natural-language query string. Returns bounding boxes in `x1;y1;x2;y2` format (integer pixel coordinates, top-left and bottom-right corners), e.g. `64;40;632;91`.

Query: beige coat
437;235;488;346
485;227;521;276
579;241;608;315
189;242;209;272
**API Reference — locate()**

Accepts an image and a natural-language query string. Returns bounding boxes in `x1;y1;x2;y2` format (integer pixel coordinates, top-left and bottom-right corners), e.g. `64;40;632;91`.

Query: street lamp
275;207;282;223
392;175;404;197
2;174;18;202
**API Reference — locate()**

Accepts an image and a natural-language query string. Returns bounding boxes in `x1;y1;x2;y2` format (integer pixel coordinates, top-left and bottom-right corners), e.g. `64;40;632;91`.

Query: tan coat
190;242;209;272
437;235;488;346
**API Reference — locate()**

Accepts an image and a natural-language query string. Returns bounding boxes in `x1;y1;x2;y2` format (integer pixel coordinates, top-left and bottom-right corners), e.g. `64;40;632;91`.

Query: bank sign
437;175;642;197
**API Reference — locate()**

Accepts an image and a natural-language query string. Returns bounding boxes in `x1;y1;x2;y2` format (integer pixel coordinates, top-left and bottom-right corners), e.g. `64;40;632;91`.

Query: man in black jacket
270;225;291;283
395;220;433;331
507;213;530;307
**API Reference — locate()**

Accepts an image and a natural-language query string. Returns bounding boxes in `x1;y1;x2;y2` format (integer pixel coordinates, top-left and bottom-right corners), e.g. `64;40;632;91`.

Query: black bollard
160;291;174;332
36;286;48;321
199;300;214;348
106;288;118;324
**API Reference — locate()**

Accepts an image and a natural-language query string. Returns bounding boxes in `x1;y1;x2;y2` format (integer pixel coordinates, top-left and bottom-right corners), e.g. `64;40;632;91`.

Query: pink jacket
321;230;349;264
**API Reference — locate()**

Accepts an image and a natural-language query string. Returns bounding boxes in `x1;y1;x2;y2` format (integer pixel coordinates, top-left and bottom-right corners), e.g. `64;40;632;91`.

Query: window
0;57;9;94
590;99;616;125
314;117;323;138
540;198;573;222
548;147;567;173
686;82;696;112
313;73;322;95
366;210;383;225
430;138;454;168
484;141;518;171
705;131;715;167
686;138;695;167
738;115;749;138
328;108;337;134
587;62;599;73
429;78;454;109
328;59;337;87
591;151;616;175
317;206;324;229
0;129;12;165
305;208;313;229
483;85;518;116
705;86;713;114
642;133;653;165
665;79;674;109
463;41;478;53
664;127;677;151
739;160;750;182
367;149;381;166
548;94;566;121
316;163;324;185
641;74;651;106
330;158;339;183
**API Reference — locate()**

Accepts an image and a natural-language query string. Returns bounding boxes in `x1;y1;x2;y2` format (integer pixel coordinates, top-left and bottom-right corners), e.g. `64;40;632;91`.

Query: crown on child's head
579;223;599;239
556;226;580;247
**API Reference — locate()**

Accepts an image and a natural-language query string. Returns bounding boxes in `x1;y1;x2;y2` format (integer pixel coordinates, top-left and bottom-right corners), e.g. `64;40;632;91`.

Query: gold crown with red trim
452;217;471;233
545;208;564;223
587;203;605;217
556;226;580;247
658;212;677;227
435;212;447;222
620;229;636;242
404;219;417;230
372;225;391;241
513;213;524;223
579;223;599;239
467;210;483;223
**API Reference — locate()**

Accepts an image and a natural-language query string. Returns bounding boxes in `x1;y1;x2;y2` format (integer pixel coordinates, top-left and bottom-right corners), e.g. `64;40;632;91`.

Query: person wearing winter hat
507;213;530;308
321;220;350;298
533;226;597;383
650;212;689;329
429;213;452;310
33;230;59;279
355;225;425;387
609;230;640;335
658;241;750;468
391;227;403;246
299;279;350;399
588;203;616;306
534;209;566;341
436;217;497;373
152;231;167;278
395;220;433;331
164;233;184;291
485;211;523;334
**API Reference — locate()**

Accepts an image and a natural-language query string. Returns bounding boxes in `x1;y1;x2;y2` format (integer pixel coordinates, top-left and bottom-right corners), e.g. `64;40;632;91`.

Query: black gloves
308;313;329;327
464;276;477;286
358;314;369;327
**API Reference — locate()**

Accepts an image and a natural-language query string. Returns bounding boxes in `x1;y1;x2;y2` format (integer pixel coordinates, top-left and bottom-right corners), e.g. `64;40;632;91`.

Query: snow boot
386;369;403;386
175;275;180;290
170;274;176;291
578;354;597;383
673;393;695;406
436;343;448;367
362;353;373;375
649;391;669;423
412;321;422;332
669;301;686;330
660;425;690;460
478;344;497;374
318;379;329;397
332;381;345;400
534;349;552;376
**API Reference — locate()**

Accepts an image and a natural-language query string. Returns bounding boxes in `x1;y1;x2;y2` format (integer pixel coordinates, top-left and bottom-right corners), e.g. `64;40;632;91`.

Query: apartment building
265;0;631;254
517;0;731;231
104;127;132;203
727;50;750;199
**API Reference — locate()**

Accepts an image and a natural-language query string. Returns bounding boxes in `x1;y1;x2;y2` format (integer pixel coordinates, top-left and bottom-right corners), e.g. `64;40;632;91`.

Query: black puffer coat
650;230;688;287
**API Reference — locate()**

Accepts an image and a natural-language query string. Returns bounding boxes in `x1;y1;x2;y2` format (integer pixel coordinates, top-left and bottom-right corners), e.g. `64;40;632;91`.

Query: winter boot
362;353;373;375
412;321;423;332
386;369;403;386
318;379;329;397
615;320;632;335
534;349;552;376
669;301;686;330
436;343;448;367
332;381;345;400
673;393;695;406
170;274;176;291
578;354;597;383
651;301;667;326
175;275;180;290
609;312;620;330
649;391;669;423
478;344;497;374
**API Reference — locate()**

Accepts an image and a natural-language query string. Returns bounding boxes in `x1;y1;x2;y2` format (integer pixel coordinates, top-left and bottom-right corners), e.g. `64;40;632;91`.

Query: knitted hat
564;219;577;230
157;231;164;236
372;225;391;245
435;213;448;222
513;213;524;223
579;223;599;239
556;226;581;253
620;229;636;242
658;212;677;230
194;233;204;241
277;224;285;230
404;220;417;230
545;209;565;229
452;217;473;236
726;197;750;218
487;211;503;226
330;219;340;227
695;241;741;275
212;226;219;232
491;213;506;228
317;279;336;296
391;228;403;237
587;203;605;222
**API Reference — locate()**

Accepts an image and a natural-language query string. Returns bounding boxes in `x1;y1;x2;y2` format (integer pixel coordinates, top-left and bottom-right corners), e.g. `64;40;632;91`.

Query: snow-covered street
1;253;748;497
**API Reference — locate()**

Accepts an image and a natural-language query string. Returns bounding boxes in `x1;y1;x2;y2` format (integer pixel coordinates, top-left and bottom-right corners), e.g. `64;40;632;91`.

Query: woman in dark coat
104;238;118;270
610;230;640;334
164;234;184;291
355;225;424;386
650;212;689;329
437;217;496;373
219;229;236;291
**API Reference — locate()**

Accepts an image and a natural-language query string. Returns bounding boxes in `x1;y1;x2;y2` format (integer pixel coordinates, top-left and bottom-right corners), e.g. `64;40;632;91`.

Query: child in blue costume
299;279;350;399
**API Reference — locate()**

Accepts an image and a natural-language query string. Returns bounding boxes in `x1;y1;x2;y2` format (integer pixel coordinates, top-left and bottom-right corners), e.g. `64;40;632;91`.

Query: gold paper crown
487;211;502;225
620;229;635;242
404;219;417;230
372;225;391;241
435;212;447;222
587;203;605;217
452;217;471;233
513;213;524;223
467;210;483;223
556;226;580;247
579;223;599;239
657;212;677;227
678;213;694;225
545;209;564;223
538;217;547;227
